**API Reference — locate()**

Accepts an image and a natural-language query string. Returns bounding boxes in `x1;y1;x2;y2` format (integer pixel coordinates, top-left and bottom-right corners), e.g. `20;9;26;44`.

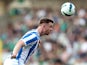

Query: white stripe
22;34;37;45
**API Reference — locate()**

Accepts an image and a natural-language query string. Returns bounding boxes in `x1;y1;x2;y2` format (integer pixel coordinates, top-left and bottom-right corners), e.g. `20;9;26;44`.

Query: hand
11;55;16;59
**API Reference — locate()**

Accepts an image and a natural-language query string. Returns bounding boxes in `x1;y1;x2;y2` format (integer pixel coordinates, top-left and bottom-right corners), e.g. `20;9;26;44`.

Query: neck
37;26;43;36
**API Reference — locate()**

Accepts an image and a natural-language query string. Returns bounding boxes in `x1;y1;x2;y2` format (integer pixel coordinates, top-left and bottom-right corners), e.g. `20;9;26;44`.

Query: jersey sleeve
20;33;38;46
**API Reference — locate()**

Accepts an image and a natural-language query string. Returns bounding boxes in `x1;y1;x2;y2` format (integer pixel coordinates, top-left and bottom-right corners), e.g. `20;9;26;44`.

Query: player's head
38;17;54;35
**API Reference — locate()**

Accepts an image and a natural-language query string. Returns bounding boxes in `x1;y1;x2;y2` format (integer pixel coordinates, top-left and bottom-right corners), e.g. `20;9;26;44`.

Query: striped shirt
16;29;40;64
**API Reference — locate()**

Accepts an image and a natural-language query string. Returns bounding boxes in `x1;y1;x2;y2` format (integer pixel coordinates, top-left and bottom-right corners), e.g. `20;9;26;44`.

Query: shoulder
21;29;40;41
22;29;38;38
24;29;37;35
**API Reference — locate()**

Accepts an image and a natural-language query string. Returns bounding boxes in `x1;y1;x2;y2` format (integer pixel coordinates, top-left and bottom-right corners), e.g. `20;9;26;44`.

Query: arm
11;40;25;58
11;33;38;58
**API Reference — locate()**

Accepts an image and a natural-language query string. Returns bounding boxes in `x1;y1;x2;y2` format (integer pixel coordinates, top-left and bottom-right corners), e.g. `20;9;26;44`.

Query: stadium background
0;0;87;65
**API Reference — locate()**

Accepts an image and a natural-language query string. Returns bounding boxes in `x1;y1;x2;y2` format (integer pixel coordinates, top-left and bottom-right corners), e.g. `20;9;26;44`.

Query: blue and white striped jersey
16;29;40;64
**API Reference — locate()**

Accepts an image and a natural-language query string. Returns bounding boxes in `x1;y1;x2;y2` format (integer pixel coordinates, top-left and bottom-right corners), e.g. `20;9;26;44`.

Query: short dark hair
39;18;54;24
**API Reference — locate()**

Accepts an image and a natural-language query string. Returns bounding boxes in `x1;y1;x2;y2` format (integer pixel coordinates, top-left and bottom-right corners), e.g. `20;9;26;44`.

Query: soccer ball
61;2;75;16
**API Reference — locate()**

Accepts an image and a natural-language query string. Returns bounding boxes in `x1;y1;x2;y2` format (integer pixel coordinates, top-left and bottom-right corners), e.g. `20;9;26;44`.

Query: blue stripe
26;37;38;45
23;32;37;39
34;32;40;40
23;33;32;39
24;43;37;63
69;3;72;12
16;47;23;59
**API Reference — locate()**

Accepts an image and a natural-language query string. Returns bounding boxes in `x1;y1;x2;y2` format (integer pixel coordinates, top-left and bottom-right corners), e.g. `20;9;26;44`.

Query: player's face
43;22;54;35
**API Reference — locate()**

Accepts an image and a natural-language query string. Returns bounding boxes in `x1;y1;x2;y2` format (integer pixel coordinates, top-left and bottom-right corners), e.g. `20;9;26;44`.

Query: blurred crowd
0;6;87;65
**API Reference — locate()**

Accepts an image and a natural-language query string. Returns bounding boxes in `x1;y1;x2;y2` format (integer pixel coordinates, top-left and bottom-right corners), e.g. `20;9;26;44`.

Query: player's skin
11;21;54;58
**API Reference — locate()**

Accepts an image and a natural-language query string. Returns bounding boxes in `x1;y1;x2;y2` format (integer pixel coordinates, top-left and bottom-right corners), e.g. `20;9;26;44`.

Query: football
61;2;75;16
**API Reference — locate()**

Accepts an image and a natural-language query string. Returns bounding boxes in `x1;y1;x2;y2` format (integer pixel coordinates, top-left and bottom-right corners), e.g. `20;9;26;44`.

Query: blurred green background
0;0;87;65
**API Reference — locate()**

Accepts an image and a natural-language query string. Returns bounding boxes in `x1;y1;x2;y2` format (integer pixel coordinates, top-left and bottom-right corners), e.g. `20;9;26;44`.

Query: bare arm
11;40;25;58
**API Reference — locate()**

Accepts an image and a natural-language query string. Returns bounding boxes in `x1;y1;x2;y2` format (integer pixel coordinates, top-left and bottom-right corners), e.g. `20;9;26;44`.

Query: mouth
45;32;49;35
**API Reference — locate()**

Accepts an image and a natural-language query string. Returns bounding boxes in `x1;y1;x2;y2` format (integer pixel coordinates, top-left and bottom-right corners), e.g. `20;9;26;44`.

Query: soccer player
4;18;54;65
